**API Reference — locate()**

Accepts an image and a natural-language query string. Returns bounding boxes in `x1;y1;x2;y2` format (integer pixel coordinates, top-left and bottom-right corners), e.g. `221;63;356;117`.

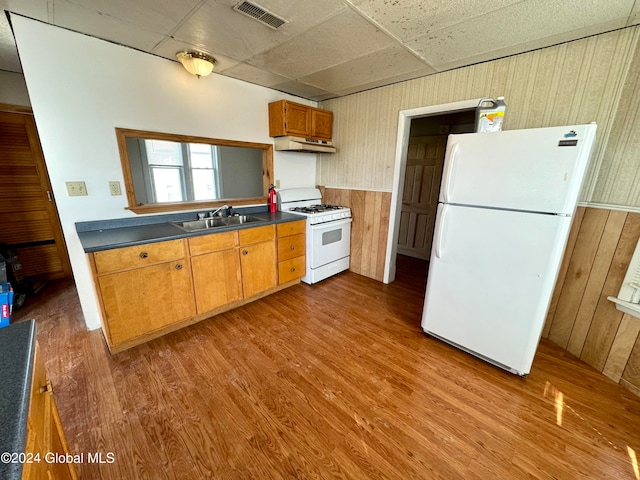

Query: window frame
115;128;273;214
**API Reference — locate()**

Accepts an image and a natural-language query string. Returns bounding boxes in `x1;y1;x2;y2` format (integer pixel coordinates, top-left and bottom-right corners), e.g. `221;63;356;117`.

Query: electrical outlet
276;179;281;189
109;181;122;196
65;181;88;196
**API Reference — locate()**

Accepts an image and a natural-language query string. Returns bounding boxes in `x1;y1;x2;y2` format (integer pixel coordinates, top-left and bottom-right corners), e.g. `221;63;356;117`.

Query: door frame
384;98;483;283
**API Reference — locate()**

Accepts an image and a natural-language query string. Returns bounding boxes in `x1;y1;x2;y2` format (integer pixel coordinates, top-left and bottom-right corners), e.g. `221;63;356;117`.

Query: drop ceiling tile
330;68;436;98
48;1;167;51
171;2;285;61
248;8;396;79
171;0;346;63
347;0;521;42
2;0;52;22
408;0;635;67
218;62;291;88
56;0;202;34
270;80;330;101
299;44;435;93
433;18;628;72
221;0;347;33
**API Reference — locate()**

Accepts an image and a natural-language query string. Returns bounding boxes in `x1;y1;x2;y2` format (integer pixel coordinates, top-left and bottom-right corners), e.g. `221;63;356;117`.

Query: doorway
384;99;481;284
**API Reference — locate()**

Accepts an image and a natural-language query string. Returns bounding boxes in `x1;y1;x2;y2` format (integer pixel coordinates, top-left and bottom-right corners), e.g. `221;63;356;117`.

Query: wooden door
0;107;71;280
397;135;447;260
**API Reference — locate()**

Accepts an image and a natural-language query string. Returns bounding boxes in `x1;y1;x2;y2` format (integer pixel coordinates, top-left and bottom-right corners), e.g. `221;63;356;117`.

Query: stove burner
290;204;344;214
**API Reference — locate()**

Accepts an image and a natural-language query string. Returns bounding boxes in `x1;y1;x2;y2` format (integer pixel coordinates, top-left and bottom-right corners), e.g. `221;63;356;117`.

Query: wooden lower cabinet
189;231;242;313
91;239;195;352
22;344;76;480
240;239;277;298
97;261;195;346
91;222;303;352
277;220;306;284
238;225;277;298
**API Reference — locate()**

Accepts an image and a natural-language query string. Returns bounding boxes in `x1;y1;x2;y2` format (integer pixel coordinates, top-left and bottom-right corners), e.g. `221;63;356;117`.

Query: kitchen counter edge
76;211;304;253
0;320;36;480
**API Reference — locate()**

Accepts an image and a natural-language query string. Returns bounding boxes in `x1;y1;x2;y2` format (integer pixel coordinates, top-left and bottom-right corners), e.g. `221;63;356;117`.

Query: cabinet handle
290;245;295;250
242;250;248;255
290;267;296;272
175;264;183;270
139;252;148;259
39;380;53;395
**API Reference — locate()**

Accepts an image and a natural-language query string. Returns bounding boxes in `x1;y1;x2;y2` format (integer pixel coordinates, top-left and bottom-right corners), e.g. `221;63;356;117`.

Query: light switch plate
65;181;88;196
109;181;122;196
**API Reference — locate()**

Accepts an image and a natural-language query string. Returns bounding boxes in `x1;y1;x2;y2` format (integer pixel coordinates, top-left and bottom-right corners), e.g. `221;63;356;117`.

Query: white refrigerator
421;124;597;376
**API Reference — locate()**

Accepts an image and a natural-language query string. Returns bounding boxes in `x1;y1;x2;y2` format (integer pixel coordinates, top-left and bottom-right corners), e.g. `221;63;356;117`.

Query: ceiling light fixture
176;51;216;78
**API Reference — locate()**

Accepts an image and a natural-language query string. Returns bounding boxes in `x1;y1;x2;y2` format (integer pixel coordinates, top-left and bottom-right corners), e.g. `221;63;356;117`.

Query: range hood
274;136;336;153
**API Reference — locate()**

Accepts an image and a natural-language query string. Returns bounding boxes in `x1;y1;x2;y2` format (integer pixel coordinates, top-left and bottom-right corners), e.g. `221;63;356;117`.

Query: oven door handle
309;217;353;229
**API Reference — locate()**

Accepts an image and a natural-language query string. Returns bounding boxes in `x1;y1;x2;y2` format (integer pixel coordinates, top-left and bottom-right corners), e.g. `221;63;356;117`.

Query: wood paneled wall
320;187;391;282
543;206;640;396
318;26;640;207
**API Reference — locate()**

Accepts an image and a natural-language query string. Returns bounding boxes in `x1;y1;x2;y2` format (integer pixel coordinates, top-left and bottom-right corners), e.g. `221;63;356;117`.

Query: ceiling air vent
233;1;287;29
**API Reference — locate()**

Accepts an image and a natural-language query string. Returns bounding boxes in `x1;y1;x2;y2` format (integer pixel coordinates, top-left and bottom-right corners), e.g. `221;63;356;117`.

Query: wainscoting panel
544;206;640;395
321;187;391;282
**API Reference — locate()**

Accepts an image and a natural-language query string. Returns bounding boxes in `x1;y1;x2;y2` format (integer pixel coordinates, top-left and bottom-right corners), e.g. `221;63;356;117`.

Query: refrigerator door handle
441;143;458;204
434;204;448;259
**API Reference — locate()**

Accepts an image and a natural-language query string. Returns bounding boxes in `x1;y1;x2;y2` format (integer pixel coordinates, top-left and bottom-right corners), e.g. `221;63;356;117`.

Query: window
141;140;222;203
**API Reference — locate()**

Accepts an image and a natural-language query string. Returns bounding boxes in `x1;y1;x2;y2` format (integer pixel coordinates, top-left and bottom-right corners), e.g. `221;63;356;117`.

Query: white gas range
277;188;352;284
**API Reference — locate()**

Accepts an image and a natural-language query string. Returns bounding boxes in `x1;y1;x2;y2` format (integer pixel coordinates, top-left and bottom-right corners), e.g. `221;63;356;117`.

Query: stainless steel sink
173;215;263;232
223;215;262;225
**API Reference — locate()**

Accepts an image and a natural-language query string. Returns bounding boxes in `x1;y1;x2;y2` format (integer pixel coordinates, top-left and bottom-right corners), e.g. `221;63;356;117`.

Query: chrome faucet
209;205;229;217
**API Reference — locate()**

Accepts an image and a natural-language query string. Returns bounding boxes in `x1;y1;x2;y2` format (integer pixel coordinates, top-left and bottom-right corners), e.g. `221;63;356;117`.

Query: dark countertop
0;320;36;480
76;209;305;253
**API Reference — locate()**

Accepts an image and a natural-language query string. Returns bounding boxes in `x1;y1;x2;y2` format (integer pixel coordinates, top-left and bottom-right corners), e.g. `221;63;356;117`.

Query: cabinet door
45;396;76;480
311;109;333;140
191;248;242;313
278;101;310;137
240;240;276;298
98;260;195;346
22;346;48;480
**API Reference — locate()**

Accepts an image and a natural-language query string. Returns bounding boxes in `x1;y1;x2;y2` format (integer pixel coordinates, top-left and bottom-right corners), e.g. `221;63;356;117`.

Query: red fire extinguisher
268;184;277;213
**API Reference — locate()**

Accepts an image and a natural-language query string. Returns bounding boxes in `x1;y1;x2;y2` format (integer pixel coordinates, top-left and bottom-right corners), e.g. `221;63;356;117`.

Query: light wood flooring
13;256;640;479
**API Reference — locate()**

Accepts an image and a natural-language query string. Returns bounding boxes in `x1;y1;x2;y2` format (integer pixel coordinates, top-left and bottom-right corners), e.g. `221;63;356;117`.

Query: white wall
0;71;31;106
11;15;317;330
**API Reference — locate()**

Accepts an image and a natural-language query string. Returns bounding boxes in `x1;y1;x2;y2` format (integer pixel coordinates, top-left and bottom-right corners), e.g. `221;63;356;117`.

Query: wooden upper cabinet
268;100;333;141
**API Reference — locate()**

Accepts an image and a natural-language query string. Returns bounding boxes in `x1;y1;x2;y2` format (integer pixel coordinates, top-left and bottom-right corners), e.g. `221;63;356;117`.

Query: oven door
308;218;352;268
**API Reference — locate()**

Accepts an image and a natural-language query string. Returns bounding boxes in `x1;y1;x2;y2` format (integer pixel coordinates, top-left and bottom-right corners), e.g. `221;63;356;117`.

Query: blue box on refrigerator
0;282;13;328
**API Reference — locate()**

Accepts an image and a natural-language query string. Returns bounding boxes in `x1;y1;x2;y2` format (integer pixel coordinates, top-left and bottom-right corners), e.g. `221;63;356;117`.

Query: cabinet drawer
277;220;306;237
189;231;238;256
239;225;275;245
93;239;186;274
278;256;305;284
278;233;305;261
